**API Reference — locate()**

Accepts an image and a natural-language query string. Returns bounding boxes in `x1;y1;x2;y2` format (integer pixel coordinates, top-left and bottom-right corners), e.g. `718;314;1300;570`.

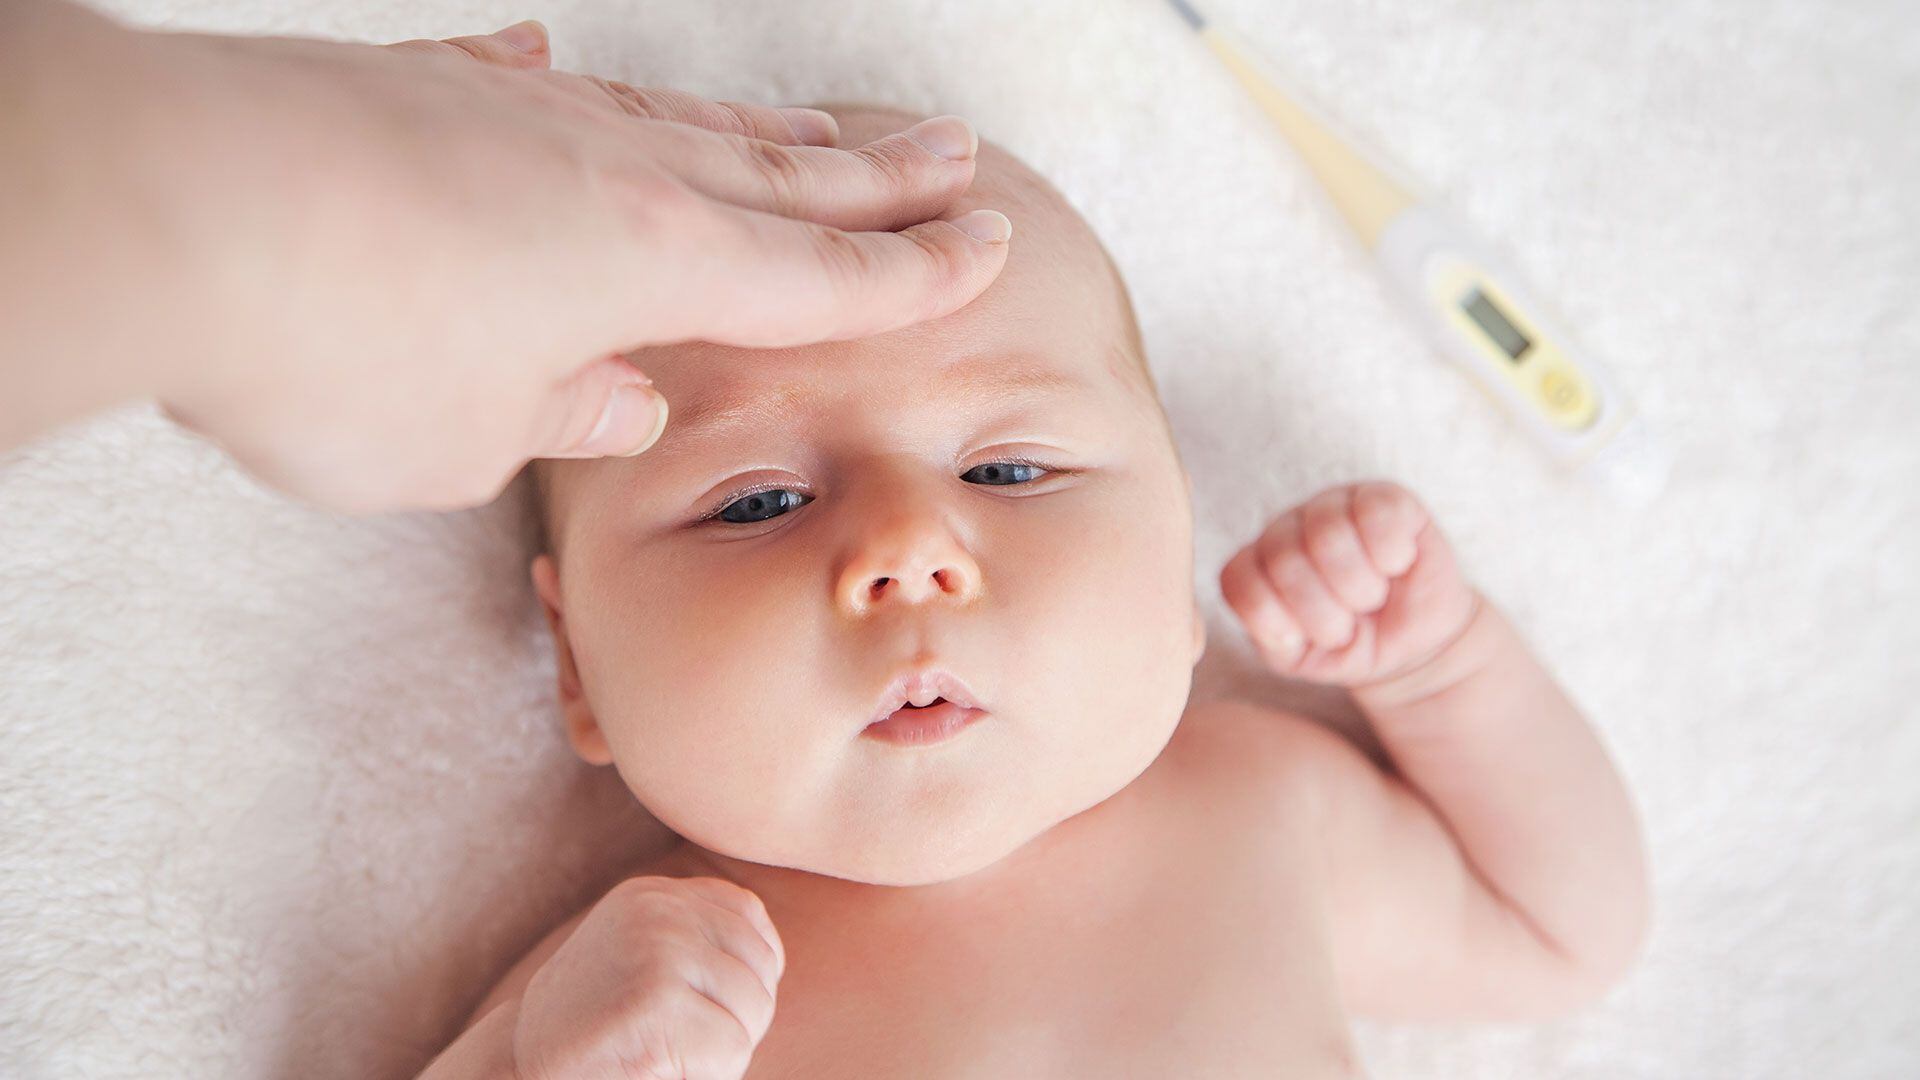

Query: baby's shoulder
1148;698;1357;847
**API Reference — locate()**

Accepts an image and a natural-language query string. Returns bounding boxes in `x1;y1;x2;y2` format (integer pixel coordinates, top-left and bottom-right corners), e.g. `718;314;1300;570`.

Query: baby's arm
1219;482;1650;1020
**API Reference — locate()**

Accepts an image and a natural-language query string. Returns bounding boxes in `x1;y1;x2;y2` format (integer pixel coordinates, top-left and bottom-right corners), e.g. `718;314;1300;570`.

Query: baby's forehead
628;309;1132;464
533;108;1153;532
629;120;1140;414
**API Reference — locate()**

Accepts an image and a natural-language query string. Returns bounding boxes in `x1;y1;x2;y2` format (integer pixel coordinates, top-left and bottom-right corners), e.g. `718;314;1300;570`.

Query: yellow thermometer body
1171;0;1646;473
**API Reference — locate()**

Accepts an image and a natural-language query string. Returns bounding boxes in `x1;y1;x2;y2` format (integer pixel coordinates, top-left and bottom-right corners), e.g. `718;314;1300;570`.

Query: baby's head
529;105;1202;887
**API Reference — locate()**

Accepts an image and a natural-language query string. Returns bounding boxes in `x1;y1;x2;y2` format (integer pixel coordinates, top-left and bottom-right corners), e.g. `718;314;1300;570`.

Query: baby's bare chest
753;898;1360;1078
742;718;1366;1078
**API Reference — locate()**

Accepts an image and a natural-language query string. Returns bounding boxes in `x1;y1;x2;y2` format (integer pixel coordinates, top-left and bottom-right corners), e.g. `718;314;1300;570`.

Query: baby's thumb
539;357;669;460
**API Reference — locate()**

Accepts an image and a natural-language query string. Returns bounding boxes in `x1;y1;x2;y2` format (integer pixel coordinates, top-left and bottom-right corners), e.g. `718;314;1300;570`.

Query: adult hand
0;4;1011;512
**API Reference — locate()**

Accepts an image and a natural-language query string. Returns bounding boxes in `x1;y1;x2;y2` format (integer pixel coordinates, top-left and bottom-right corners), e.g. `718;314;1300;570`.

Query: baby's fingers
1220;545;1306;666
1255;514;1357;650
685;944;778;1050
671;980;767;1080
672;877;786;983
1351;480;1424;577
1300;487;1391;613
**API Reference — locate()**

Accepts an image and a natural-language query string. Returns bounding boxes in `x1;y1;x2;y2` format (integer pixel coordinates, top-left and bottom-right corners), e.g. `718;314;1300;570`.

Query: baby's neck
672;827;1062;922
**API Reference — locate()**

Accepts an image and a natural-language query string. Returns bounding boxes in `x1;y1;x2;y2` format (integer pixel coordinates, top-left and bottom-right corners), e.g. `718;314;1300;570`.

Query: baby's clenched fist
1219;481;1480;687
511;875;786;1080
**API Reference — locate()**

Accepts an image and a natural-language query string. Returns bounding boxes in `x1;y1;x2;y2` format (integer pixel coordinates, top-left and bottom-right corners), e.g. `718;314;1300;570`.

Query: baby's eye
961;462;1047;486
714;489;811;524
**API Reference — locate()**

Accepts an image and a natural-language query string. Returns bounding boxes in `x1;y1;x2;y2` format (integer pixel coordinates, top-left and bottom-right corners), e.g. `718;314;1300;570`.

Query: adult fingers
640;114;981;232
543;74;840;146
658;200;1013;348
385;20;554;71
532;355;670;460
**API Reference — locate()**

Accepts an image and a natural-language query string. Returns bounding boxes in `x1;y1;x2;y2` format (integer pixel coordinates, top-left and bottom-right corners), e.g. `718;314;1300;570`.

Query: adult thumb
539;357;670;460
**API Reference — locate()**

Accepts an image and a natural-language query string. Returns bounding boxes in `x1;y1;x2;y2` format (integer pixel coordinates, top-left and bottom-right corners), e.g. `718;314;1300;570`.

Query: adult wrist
418;996;523;1080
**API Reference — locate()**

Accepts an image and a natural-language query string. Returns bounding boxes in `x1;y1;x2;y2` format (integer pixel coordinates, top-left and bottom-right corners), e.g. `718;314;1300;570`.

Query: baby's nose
836;529;982;616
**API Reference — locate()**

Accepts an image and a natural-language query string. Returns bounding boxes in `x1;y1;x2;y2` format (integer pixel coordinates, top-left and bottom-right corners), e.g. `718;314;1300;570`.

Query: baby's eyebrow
659;356;1089;450
659;381;809;452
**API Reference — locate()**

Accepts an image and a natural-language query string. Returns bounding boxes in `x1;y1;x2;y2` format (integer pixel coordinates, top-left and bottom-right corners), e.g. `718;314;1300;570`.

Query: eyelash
697;456;1069;524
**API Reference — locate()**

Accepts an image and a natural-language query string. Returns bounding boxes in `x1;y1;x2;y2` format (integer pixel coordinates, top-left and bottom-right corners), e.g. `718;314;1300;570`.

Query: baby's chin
815;812;1052;888
763;833;1040;890
678;795;1047;888
694;726;1182;888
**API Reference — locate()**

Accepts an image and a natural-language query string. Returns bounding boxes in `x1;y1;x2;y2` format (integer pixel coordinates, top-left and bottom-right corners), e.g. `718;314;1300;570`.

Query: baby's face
533;109;1202;886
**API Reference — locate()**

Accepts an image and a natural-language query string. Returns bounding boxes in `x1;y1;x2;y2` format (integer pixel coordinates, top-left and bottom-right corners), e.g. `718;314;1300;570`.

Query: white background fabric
2;1;1915;1076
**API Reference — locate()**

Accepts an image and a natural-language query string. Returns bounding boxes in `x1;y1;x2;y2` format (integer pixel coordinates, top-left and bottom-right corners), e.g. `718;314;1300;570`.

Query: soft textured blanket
3;1;1915;1076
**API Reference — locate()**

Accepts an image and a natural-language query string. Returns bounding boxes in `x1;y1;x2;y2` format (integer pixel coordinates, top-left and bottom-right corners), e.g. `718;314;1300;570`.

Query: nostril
855;567;967;609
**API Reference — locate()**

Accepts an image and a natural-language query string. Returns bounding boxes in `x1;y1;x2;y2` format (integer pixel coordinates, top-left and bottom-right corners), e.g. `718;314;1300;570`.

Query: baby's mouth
863;668;989;746
864;698;986;746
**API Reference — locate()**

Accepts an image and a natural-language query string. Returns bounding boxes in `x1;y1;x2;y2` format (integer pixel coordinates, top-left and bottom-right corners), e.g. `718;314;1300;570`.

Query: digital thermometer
1166;0;1665;490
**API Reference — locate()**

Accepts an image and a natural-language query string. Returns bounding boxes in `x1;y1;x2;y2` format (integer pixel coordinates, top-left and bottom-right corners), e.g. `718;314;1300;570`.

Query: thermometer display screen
1461;289;1531;360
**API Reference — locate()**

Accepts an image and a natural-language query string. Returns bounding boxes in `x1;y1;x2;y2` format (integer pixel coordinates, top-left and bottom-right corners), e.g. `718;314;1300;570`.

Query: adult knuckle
444;38;491;63
598;160;704;237
900;226;970;316
713;100;760;138
810;224;882;299
742;138;812;216
593;77;661;119
854;138;919;197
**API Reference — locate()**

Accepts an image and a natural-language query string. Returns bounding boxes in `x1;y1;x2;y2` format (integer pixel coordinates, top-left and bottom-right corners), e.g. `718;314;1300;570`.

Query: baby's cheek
578;573;821;835
1011;502;1194;777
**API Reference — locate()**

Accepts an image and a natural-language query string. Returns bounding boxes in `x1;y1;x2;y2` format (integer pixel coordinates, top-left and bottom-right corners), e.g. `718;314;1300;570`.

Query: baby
425;105;1651;1079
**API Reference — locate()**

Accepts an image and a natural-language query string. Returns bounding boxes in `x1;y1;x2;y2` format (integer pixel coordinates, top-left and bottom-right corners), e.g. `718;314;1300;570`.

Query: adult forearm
0;1;206;450
417;998;520;1080
1352;598;1651;980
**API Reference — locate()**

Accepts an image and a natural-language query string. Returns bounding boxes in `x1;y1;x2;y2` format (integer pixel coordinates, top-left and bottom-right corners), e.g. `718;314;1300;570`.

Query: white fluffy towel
3;1;1916;1077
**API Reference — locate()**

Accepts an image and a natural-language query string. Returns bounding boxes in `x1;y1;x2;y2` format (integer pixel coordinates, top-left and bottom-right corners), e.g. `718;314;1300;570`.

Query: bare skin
0;5;1009;513
421;106;1650;1079
456;699;1366;1077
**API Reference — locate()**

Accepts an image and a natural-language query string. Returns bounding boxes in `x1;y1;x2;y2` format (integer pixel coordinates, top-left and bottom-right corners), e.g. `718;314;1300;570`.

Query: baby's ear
530;555;614;766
